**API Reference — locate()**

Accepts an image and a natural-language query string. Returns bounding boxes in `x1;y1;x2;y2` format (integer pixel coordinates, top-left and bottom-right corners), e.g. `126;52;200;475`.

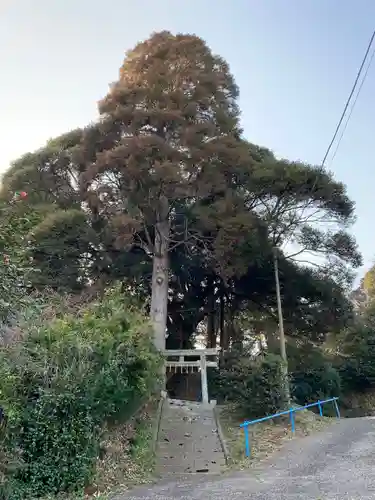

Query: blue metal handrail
240;397;340;457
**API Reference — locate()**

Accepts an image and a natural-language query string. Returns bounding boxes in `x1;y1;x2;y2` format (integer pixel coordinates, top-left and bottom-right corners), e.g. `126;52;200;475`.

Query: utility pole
273;247;290;404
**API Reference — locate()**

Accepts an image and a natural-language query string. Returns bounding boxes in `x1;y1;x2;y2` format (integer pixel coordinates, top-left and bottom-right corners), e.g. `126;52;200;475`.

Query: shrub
0;288;161;498
337;323;375;392
289;344;341;405
208;352;285;418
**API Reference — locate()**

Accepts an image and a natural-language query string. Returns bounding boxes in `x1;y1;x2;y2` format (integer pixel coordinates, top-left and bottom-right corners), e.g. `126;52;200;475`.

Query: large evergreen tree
81;31;258;349
0;31;362;356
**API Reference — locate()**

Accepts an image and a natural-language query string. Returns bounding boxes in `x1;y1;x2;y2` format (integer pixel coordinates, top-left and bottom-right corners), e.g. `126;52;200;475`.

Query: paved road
116;417;375;499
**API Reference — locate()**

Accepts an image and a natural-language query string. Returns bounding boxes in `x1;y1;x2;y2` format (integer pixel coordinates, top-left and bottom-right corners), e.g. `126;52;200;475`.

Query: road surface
116;416;375;499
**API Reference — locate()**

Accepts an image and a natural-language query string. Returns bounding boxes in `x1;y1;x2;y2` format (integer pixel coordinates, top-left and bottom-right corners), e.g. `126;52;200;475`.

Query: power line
282;30;375;255
274;32;375;392
330;44;375;165
285;28;375;249
321;30;375;167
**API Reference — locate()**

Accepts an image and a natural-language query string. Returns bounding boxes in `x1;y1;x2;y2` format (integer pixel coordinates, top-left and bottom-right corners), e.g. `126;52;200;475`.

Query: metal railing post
333;398;341;418
289;409;295;433
318;400;323;417
244;426;250;457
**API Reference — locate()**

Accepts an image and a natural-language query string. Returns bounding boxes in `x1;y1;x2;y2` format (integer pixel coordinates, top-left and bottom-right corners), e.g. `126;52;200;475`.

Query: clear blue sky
1;0;374;278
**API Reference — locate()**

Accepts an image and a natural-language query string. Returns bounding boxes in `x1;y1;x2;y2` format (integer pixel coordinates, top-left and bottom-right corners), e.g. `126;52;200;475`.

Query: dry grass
85;399;158;498
218;403;334;470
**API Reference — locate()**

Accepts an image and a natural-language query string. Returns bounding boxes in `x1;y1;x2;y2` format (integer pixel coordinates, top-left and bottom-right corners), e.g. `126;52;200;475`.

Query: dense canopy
0;31;362;352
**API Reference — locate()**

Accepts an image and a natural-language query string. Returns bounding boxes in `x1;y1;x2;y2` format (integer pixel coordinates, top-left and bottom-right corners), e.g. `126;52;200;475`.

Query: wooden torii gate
163;348;220;404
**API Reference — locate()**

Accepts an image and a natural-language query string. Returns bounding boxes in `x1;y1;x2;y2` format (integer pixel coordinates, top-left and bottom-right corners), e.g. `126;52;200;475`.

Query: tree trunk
150;198;169;352
207;289;216;348
219;296;229;351
219;295;225;338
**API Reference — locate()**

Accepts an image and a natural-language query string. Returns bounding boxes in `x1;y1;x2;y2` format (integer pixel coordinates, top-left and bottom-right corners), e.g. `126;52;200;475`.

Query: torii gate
163;348;220;404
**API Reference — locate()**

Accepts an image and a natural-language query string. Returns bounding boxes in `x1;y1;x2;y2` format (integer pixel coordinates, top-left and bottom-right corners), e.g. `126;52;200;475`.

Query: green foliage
211;346;342;418
0;31;362;350
338;315;375;392
2;129;83;209
0;289;161;498
0;27;366;498
0;200;44;323
209;352;285;418
29;208;95;291
362;265;375;300
289;345;341;405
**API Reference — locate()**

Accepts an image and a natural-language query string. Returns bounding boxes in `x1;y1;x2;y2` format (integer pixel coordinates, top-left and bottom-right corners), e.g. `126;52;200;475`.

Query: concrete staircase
156;398;226;477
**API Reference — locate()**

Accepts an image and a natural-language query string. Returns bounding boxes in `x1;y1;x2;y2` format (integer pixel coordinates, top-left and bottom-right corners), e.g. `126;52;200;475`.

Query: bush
208;352;285;418
288;344;341;406
0;288;161;498
337;323;375;392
